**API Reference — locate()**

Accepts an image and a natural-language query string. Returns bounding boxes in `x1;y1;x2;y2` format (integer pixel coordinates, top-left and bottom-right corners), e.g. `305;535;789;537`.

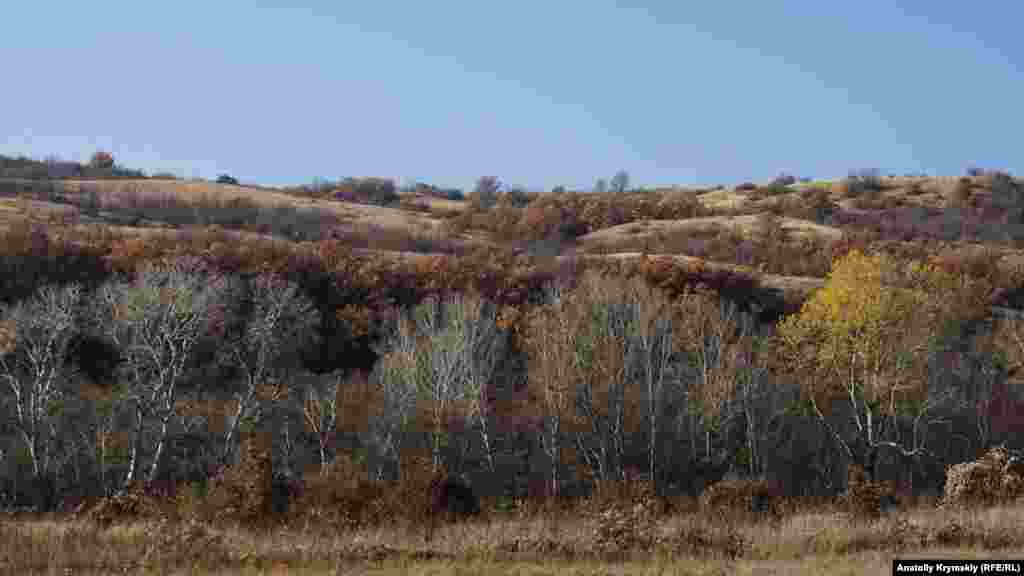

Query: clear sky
2;1;1021;191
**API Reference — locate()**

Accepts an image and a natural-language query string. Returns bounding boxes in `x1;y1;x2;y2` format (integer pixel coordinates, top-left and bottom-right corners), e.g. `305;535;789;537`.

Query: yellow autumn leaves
777;249;963;411
780;250;922;362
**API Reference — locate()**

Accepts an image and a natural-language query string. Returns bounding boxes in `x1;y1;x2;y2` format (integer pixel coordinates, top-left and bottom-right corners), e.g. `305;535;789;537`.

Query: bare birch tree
88;256;230;493
0;283;82;503
523;282;588;497
303;371;340;476
559;272;686;486
569;273;638;483
714;301;773;478
372;291;507;475
219;272;318;467
621;278;683;486
674;289;750;464
366;347;419;480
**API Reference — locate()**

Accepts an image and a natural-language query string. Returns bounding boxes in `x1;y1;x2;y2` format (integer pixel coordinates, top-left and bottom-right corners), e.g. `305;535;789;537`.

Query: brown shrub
590;502;660;554
831;179;855;198
196;433;289;528
661;521;746;559
940;445;1024;509
838;464;899;520
291;456;394;533
699;478;779;522
448;190;710;244
588;483;662;555
76;482;176;528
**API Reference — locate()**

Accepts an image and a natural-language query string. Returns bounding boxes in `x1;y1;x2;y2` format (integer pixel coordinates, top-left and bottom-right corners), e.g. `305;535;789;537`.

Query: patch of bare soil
695;188;752;210
330;200;445;232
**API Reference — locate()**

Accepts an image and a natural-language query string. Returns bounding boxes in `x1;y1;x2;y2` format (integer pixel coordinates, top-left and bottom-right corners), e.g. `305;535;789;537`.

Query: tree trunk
649;410;657;489
222;385;256;467
745;406;759;477
549;416;560;498
612;382;625;480
478;415;496;473
318;434;329;477
866;444;880;483
146;412;173;484
19;430;40;479
97;431;107;497
120;407;144;493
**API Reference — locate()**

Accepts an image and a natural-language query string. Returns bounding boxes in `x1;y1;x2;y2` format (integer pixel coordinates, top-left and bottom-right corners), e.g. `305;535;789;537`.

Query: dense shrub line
1;152;146;180
278;177;401;207
444;189;712;247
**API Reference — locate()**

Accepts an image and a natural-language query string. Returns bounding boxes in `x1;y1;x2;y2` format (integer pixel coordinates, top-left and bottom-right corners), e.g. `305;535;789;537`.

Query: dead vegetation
837;464;900;520
699;477;781;523
8;491;1024;574
940;445;1024;509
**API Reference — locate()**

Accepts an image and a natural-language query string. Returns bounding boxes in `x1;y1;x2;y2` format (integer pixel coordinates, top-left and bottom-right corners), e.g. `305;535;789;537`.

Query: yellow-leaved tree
776;249;970;481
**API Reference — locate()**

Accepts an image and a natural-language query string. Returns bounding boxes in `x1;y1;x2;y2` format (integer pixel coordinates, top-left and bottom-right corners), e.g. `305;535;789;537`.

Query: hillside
4;165;1024;573
3;171;1024;315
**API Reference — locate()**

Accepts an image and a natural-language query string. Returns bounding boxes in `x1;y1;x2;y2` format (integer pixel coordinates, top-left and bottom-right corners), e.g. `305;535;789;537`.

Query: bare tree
473;176;502;210
0;284;82;500
219;272;318;467
523;282;588;497
459;294;507;473
731;316;773;478
622;278;683;486
610;170;630;193
303;372;340;476
554;272;686;486
372;291;508;475
366;349;419;480
569;273;639;483
671;289;753;464
88;257;230;492
684;297;775;478
79;390;120;497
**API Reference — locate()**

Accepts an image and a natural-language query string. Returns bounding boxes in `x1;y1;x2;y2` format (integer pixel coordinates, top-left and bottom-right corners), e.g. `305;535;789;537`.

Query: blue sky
2;1;1021;191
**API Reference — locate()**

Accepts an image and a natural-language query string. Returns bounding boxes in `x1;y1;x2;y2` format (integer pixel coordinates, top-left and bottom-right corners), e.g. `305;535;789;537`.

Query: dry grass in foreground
3;500;1024;575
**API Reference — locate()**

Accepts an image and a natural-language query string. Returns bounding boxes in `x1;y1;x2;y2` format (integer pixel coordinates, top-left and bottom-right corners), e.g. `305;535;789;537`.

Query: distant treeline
280;178;466;205
0;152;148;180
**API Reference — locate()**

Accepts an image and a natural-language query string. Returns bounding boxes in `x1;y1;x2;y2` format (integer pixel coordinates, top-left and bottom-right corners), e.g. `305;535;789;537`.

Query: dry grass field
3;178;447;234
4;500;1024;574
